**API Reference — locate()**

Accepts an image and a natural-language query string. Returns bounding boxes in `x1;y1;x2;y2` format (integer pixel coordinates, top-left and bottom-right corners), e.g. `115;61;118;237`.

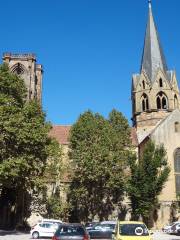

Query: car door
88;224;102;238
44;223;56;237
57;226;84;240
38;223;49;237
99;224;113;239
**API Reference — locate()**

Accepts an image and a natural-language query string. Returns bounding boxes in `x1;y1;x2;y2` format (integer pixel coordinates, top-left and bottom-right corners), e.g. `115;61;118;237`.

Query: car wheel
32;231;39;239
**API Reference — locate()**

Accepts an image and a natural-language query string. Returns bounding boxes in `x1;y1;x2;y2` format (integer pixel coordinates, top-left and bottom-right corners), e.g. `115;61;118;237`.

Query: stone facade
3;2;178;229
3;53;43;102
49;2;180;227
132;69;180;133
132;2;180;228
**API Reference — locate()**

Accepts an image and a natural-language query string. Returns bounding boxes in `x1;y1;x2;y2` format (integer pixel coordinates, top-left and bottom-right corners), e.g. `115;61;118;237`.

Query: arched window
175;122;180;133
11;63;26;76
156;92;168;110
141;93;149;112
142;80;145;89
159;78;163;87
174;149;180;194
174;95;178;109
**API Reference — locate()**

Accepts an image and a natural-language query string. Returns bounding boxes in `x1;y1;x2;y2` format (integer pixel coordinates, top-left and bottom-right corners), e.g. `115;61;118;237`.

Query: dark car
85;222;99;230
52;223;90;240
87;222;116;239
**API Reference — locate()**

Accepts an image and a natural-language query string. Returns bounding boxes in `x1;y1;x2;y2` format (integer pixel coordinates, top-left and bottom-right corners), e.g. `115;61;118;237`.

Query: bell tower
3;53;43;103
132;1;180;136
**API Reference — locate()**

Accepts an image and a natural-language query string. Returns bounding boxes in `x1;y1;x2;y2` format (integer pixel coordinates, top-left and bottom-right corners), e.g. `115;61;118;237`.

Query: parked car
112;221;153;240
162;222;180;234
40;218;62;224
31;222;59;239
87;221;116;239
85;222;99;230
52;223;90;240
167;222;180;234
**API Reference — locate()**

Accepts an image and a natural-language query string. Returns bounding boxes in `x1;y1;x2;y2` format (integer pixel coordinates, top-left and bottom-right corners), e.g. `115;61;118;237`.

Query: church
131;1;180;228
3;1;180;228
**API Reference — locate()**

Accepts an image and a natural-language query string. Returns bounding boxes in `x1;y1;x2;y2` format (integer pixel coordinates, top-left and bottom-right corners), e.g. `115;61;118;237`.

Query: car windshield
95;223;115;229
119;224;149;236
56;225;85;236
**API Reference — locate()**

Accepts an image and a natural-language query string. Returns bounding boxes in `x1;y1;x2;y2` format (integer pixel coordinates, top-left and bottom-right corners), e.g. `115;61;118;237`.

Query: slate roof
141;2;168;81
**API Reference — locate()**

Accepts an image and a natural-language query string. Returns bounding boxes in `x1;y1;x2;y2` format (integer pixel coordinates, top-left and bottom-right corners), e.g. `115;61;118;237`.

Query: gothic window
175;122;180;133
157;96;161;109
142;80;145;89
156;92;168;110
159;78;163;87
11;63;26;76
174;95;178;109
142;98;146;111
174;149;180;194
141;93;149;112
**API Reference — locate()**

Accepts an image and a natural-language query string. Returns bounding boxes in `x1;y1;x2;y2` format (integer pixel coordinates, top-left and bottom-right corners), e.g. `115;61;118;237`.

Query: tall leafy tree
109;109;131;147
68;110;131;222
127;140;170;226
0;64;60;229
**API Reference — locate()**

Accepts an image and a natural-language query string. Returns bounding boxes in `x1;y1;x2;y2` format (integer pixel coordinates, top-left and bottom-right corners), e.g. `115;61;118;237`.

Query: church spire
141;1;168;81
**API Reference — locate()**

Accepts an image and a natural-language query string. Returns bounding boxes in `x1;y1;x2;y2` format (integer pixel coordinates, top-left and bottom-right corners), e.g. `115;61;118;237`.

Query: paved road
0;231;180;240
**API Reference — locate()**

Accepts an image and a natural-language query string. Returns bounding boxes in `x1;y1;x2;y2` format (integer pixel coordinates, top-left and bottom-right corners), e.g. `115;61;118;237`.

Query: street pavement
0;231;180;240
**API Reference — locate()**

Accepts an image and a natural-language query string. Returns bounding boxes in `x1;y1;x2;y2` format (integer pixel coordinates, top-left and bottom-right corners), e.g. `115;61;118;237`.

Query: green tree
127;140;170;226
46;187;71;221
0;64;60;229
41;141;71;221
68;110;131;222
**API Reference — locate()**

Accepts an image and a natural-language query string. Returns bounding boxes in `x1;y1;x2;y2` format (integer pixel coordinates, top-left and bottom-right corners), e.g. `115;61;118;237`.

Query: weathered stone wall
132;69;180;130
3;53;43;102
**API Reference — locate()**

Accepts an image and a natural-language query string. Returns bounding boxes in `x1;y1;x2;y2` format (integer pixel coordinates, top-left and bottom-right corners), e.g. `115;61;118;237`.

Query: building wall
150;111;180;202
143;110;180;228
132;70;180;132
3;53;43;102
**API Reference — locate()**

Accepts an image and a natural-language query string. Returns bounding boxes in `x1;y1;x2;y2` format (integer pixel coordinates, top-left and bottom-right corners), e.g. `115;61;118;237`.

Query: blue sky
0;0;180;125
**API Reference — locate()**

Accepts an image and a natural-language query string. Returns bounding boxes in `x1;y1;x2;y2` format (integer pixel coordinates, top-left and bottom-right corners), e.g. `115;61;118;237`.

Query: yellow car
112;221;153;240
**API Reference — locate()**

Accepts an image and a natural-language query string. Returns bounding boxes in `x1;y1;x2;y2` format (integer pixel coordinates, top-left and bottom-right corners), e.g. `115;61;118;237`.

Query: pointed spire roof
141;1;168;81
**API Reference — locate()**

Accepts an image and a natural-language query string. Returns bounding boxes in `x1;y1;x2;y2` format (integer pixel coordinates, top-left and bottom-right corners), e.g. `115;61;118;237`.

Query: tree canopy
0;64;60;229
68;109;131;222
127;140;170;226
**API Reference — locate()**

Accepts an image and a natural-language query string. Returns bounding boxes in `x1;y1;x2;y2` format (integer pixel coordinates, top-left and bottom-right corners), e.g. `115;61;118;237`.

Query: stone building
4;1;180;228
131;1;180;228
3;53;43;102
50;1;180;228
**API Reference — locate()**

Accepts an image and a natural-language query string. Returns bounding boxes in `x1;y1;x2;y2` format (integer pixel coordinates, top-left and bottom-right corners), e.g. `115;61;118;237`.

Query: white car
30;222;60;239
162;222;180;234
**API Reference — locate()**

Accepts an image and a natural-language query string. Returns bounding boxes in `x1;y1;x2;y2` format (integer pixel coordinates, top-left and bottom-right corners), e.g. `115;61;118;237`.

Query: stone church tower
3;53;43;102
132;1;180;141
132;1;180;227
